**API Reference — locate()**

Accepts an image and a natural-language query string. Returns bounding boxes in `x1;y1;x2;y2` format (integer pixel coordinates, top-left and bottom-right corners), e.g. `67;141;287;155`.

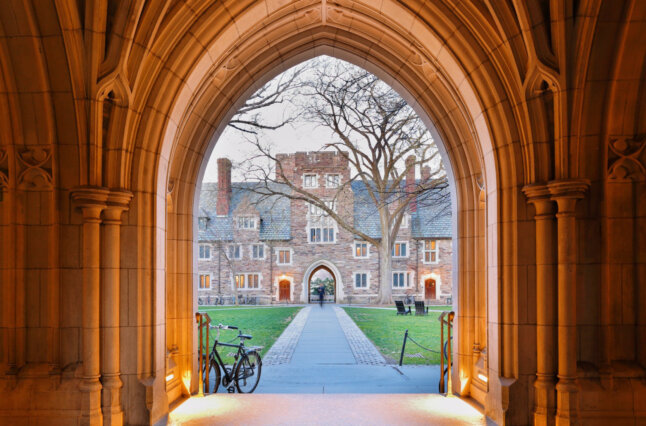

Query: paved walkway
255;303;440;394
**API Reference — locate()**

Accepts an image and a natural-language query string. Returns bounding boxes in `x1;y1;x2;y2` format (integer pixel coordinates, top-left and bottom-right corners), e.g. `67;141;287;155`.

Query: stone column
72;186;110;426
548;179;589;426
523;184;557;426
101;190;132;426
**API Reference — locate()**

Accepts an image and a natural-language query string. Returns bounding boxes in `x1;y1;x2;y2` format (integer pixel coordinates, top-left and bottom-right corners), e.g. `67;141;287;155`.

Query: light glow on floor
169;394;486;425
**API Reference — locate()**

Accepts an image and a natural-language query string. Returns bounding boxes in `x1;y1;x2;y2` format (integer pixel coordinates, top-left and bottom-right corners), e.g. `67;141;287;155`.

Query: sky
202;56;443;183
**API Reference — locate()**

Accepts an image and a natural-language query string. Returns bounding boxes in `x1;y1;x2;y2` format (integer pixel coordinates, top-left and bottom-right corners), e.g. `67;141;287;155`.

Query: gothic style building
1;1;645;424
197;153;452;304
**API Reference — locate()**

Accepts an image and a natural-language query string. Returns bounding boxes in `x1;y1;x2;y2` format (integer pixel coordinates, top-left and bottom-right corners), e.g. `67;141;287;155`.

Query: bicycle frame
207;326;250;389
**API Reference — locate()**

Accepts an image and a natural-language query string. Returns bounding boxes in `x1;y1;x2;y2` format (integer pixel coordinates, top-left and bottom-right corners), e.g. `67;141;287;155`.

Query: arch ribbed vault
0;1;645;425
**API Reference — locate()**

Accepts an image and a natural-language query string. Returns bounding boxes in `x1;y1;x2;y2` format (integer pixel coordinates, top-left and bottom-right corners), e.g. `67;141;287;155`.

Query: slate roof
199;180;451;242
351;180;452;239
199;182;291;241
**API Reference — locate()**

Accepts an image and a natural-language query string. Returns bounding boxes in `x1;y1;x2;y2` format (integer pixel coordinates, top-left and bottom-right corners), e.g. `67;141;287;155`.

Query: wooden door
279;280;290;301
425;278;436;300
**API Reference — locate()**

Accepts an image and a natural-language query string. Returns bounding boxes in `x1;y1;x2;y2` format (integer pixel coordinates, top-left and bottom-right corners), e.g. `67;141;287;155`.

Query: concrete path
255;303;440;394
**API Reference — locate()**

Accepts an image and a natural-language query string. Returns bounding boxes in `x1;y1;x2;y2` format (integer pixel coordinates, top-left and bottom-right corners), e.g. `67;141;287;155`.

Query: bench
395;300;412;315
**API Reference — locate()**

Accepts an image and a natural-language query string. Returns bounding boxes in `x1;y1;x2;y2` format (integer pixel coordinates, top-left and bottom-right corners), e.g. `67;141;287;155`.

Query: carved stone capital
522;183;555;217
547;179;589;215
71;186;110;221
103;189;133;223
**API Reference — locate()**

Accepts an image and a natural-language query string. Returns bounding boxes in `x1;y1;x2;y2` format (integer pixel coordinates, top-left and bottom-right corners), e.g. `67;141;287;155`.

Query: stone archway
160;3;499;419
305;263;338;304
301;260;346;304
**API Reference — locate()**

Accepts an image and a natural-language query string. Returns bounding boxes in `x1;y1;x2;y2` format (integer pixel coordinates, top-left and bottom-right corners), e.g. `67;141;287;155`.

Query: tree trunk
378;243;392;304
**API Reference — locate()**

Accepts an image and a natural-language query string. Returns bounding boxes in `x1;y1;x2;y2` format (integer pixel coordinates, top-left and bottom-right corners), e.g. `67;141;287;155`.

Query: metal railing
195;312;212;396
438;311;455;395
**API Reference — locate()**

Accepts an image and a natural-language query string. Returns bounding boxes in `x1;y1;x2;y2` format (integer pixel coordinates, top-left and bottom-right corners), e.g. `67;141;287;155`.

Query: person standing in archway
317;284;325;308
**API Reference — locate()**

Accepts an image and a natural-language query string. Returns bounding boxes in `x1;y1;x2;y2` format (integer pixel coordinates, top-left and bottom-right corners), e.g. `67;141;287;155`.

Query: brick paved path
263;306;311;365
334;306;386;365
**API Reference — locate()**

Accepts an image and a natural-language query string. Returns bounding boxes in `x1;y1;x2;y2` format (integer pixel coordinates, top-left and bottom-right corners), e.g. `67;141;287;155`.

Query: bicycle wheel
203;358;221;394
234;351;262;393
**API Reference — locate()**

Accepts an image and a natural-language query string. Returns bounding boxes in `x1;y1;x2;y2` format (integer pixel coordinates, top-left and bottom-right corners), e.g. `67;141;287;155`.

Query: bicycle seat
239;334;252;341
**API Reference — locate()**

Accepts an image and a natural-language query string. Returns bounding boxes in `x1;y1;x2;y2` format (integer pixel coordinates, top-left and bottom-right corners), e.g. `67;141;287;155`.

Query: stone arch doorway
307;265;336;303
424;278;437;301
301;260;345;304
278;280;291;302
156;1;518;422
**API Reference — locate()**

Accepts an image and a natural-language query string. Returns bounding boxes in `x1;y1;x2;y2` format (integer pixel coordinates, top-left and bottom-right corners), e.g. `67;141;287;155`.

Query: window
236;216;256;229
251;244;264;259
310;226;335;243
199;244;211;259
234;274;245;289
228;245;241;259
303;174;318;188
235;273;260;289
309;200;336;216
423;240;439;263
199;274;211;290
392;242;408;258
400;214;410;229
198;217;208;230
354;242;368;258
326;174;340;188
277;249;291;265
392;271;411;288
355;272;368;288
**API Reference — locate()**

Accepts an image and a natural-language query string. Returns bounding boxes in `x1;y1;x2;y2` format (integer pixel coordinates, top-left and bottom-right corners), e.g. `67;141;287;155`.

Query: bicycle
202;323;262;393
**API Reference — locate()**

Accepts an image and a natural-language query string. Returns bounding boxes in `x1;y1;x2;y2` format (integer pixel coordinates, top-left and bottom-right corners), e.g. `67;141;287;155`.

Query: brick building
197;151;452;305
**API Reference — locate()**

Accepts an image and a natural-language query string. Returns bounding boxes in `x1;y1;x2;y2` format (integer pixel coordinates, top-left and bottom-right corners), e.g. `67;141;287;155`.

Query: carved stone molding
16;145;54;190
607;136;646;181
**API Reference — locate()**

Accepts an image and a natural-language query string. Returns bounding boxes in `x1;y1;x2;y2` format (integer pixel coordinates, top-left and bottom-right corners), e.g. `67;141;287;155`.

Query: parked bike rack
195;312;212;396
438;311;455;395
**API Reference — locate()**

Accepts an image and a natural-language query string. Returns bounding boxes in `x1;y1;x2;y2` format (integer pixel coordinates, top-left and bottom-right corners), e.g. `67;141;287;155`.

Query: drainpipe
217;241;221;295
415;238;419;293
268;242;273;303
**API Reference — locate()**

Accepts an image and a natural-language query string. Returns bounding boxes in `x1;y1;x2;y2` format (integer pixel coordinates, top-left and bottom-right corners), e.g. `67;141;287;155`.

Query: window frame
236;215;257;230
422;240;439;264
198;244;211;260
234;272;262;290
353;241;370;258
354;271;369;289
392;241;409;258
275;248;293;266
198;273;211;290
392;270;413;288
325;173;340;188
302;173;319;188
250;243;265;260
228;244;242;260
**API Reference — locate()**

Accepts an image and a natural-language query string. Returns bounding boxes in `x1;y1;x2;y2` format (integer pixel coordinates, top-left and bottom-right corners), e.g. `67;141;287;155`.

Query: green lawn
343;307;446;365
198;306;302;363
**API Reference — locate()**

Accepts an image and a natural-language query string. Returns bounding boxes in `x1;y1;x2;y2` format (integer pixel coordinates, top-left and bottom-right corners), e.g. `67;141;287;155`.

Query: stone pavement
255;303;441;394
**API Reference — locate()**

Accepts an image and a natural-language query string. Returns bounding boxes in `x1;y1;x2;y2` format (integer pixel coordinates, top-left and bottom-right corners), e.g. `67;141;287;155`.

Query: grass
198;306;302;363
343;307;445;365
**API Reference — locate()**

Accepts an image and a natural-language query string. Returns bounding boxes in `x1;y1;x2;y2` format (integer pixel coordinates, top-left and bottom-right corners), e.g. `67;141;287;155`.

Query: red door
279;280;290;301
425;278;436;300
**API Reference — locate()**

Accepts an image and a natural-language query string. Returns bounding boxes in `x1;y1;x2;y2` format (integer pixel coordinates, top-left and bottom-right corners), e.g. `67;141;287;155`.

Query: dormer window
401;213;410;229
198;217;208;230
236;215;256;230
303;174;318;188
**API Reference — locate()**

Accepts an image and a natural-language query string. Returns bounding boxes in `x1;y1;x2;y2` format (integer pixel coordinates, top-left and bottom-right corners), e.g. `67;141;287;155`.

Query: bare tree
227;64;308;134
238;58;448;304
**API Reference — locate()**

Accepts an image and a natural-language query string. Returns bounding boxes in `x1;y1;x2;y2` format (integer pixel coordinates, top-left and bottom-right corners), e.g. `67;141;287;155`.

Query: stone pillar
548;179;589;426
101;190;132;426
72;186;110;426
523;184;557;426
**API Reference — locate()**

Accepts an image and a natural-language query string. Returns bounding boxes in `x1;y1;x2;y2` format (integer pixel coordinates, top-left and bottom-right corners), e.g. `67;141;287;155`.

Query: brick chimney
405;155;417;212
421;166;431;182
216;158;232;216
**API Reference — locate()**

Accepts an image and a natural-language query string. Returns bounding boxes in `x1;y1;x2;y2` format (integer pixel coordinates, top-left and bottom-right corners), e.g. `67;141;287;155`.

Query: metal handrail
195;312;212;396
438;311;455;395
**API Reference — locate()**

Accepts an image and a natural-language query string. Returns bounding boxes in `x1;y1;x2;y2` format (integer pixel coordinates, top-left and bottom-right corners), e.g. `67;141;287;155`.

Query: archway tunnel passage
308;265;336;303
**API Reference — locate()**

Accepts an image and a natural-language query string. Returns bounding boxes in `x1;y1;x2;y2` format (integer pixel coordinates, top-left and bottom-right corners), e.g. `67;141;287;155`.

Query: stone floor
168;394;488;425
176;304;489;424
